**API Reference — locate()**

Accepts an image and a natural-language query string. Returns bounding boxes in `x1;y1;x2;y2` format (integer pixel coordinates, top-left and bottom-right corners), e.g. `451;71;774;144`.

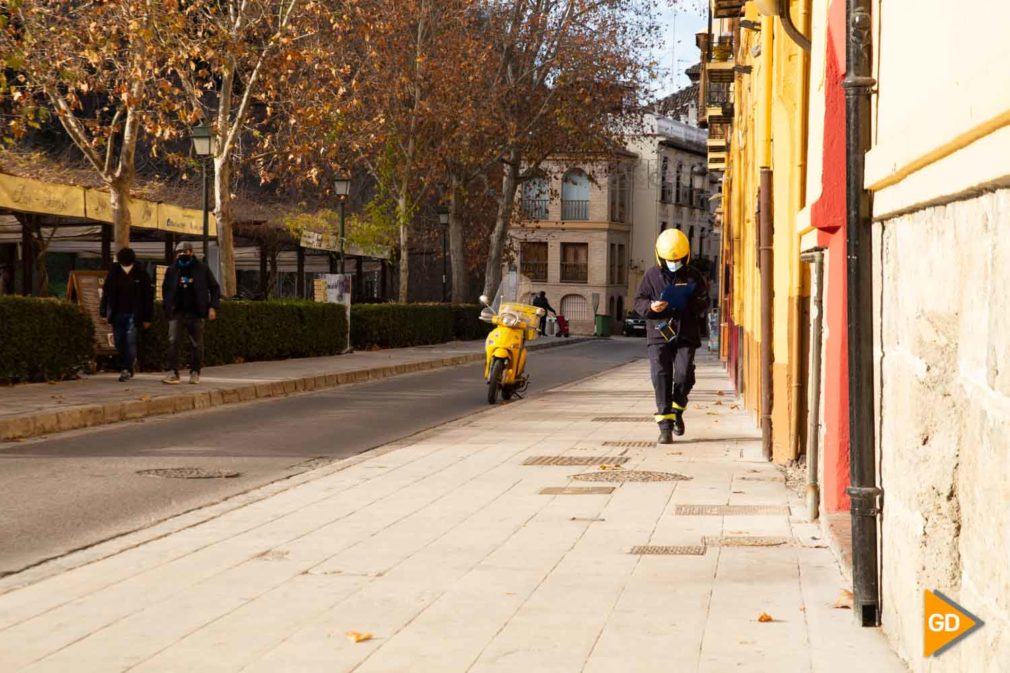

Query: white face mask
665;260;683;273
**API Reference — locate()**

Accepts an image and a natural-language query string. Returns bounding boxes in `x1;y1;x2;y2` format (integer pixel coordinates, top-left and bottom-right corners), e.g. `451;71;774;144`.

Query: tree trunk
483;149;521;297
449;173;468;304
214;154;237;297
109;177;133;251
397;193;410;303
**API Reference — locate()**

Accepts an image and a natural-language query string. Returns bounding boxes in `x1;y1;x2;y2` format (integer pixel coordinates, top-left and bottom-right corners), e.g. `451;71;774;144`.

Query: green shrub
137;300;348;371
0;296;95;384
349;303;489;350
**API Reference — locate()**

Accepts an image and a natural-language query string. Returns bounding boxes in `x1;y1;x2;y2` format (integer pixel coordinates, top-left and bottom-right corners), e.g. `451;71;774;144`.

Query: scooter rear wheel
487;358;505;405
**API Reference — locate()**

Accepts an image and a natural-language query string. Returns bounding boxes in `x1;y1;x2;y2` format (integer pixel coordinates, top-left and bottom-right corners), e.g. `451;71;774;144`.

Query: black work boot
658;424;674;444
672;411;685;436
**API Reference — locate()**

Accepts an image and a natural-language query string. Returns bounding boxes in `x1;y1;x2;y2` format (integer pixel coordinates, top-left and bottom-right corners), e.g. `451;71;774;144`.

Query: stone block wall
877;190;1010;670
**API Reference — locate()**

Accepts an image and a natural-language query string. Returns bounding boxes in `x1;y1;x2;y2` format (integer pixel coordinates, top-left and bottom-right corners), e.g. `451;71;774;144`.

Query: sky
651;1;709;99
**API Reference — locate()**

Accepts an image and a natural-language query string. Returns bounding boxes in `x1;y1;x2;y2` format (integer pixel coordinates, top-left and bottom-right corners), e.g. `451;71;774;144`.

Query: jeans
168;314;204;374
111;313;138;373
648;342;697;424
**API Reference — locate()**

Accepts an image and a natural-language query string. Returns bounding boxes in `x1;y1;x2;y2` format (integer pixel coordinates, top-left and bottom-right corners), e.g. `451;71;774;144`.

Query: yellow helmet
655;228;691;266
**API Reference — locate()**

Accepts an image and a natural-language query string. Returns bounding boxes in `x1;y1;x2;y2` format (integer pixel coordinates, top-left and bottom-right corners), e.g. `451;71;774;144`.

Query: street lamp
437;206;450;303
334;175;351;274
190;123;215;260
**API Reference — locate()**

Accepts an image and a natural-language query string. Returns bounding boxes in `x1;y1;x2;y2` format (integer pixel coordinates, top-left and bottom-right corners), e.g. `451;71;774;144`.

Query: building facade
701;0;1009;668
509;156;635;335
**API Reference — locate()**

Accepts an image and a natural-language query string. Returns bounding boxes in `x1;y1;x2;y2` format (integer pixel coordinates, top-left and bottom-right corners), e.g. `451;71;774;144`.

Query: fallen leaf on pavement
757;612;774;623
668;451;682;455
714;400;723;406
346;631;373;643
598;464;623;471
139;395;152;402
716;390;725;396
834;589;854;609
706;412;719;416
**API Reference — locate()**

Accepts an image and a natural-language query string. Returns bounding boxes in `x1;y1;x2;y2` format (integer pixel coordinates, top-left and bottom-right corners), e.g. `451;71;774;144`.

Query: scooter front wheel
487;357;505;405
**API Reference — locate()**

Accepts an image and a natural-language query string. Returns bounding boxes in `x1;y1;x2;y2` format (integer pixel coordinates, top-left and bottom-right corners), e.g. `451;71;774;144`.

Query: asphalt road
0;338;644;576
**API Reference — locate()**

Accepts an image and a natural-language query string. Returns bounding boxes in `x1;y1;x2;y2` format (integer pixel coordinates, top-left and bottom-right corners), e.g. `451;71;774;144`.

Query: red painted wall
810;0;851;512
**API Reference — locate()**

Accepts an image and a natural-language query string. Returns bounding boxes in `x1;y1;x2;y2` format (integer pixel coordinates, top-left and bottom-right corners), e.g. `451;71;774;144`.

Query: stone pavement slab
0;337;590;441
0;354;907;672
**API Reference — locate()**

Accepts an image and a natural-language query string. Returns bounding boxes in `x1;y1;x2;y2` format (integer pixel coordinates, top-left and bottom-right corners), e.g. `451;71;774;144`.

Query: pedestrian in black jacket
161;241;221;385
634;229;709;444
531;291;557;335
99;247;153;382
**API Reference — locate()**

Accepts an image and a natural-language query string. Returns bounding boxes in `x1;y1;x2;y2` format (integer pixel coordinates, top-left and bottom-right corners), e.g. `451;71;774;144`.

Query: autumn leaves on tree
1;0;661;301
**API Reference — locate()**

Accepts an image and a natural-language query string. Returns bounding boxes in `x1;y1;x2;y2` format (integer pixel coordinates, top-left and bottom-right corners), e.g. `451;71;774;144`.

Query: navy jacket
162;259;221;319
99;264;154;323
633;263;710;346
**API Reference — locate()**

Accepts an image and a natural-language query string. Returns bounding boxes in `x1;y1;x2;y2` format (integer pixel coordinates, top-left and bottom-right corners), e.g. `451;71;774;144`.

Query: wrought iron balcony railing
561;200;589;221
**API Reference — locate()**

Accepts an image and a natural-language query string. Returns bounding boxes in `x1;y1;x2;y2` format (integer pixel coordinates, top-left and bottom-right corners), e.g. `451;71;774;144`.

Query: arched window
561;169;589;220
522;176;549;219
560;293;591;321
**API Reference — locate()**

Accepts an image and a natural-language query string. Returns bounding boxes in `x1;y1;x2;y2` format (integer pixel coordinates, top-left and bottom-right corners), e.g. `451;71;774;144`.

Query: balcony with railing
560;262;588;283
520;260;548;282
561;199;589;221
676;183;692;206
521;198;549;220
660;182;674;204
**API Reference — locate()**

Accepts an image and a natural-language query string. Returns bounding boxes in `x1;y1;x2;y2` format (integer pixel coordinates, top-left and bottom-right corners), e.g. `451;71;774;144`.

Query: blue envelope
660;281;696;311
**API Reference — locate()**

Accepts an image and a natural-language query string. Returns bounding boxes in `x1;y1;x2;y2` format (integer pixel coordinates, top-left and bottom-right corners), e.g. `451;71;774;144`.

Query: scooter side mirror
479;295;490;307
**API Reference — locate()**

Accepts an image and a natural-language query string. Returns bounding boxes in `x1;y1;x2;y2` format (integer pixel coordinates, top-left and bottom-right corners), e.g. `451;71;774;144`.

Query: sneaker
658;426;674;444
118;370;131;382
162;373;181;385
189;372;200;385
672;411;685;436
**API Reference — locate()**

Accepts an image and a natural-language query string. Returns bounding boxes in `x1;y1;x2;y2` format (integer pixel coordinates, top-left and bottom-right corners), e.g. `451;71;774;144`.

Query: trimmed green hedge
0;296;95;384
350;303;490;350
137;300;348;371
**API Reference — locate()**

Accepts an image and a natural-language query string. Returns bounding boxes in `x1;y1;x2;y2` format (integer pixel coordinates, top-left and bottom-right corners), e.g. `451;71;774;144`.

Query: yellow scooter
479;294;544;404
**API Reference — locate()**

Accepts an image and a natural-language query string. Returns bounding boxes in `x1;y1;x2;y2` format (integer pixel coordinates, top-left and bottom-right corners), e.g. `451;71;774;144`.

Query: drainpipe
778;0;812;52
843;0;881;627
800;249;824;520
759;16;775;462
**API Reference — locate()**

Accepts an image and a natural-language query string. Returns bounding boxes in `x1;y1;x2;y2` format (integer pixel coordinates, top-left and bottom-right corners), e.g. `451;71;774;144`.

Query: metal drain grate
540;486;615;495
673;504;788;516
704;536;791;547
572;471;692;483
523;456;631;466
602;441;655;449
592;416;654;423
630;545;707;556
136;467;241;479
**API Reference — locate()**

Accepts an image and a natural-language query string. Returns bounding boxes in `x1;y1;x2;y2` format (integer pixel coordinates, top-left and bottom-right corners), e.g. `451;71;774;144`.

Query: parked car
622;310;646;337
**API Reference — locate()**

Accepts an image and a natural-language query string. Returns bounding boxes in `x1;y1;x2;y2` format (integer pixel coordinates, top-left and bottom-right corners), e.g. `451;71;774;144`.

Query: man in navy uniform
634;229;710;444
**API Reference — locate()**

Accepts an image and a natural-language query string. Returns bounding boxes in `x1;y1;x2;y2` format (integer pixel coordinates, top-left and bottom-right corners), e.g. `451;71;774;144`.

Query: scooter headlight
501;312;520;328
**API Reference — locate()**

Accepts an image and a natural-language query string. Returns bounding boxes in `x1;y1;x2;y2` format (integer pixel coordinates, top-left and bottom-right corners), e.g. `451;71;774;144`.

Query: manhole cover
571;471;692;483
704;536;791;547
592;416;654;423
602;441;655;448
540;486;615;495
523;456;630;466
136;467;241;479
673;504;788;516
630;545;707;556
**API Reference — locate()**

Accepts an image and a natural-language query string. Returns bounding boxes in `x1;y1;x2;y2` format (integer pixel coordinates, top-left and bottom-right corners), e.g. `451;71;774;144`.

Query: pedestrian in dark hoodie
634;229;709;444
161;241;221;385
100;247;154;382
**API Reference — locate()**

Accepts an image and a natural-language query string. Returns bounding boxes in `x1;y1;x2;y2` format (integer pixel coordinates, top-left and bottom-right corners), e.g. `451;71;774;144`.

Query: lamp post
334;175;351;274
437;206;449;302
190;124;215;260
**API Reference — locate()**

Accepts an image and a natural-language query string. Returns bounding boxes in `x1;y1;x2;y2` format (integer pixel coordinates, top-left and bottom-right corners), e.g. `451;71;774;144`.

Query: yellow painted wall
715;1;811;462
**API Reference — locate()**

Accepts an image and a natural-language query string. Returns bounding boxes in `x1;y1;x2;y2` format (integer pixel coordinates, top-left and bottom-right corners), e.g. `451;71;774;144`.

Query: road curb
0;337;597;442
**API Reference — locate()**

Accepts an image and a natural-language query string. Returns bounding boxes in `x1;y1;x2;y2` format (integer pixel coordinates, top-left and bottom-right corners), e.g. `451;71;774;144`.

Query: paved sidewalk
0;354;907;672
0;337;590;441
